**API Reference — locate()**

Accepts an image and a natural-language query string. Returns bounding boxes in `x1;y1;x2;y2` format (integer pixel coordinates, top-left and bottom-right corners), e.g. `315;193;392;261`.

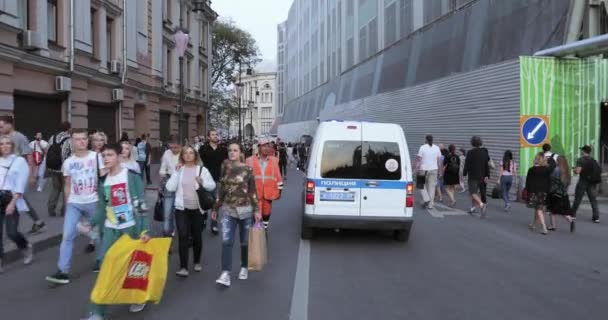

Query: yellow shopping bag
91;235;172;305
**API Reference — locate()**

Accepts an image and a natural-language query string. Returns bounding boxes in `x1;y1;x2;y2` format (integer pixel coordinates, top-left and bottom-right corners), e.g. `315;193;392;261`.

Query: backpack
582;158;602;184
46;135;70;171
447;155;460;175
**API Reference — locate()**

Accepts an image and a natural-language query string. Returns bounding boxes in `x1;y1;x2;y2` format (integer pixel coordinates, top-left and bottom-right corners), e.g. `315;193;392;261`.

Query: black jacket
526;163;556;194
463;147;490;180
199;143;228;182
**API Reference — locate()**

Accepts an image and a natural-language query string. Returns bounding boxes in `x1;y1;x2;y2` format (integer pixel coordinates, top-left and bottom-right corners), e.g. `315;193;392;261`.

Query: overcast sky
213;0;292;71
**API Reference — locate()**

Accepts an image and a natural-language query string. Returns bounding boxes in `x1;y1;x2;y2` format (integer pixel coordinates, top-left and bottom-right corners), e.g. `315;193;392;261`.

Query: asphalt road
1;168;607;320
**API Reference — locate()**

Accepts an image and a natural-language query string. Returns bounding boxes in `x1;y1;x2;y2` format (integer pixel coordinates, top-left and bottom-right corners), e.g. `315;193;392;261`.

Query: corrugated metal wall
320;59;521;186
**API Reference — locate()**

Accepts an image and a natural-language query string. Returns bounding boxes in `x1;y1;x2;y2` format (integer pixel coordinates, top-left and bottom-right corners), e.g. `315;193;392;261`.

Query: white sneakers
216;268;248;287
238;267;248;280
194;264;203;272
23;244;34;265
129;304;146;313
176;268;189;277
216;271;231;287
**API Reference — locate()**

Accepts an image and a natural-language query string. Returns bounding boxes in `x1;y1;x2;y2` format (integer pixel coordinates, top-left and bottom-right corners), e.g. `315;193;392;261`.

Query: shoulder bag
196;166;216;210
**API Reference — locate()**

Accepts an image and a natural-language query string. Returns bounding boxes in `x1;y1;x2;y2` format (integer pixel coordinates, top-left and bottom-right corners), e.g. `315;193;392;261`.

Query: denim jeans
500;175;513;207
571;180;600;220
0;212;28;259
163;192;176;235
221;214;252;272
57;202;100;273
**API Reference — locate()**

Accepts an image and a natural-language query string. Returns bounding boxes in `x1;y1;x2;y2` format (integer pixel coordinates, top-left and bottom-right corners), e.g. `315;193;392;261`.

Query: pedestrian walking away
246;137;283;230
83;143;151;319
136;134;152;184
458;149;467;193
29;132;49;192
213;143;262;287
0;115;46;233
442;144;461;207
278;142;288;179
166;145;215;277
46;122;72;218
416;135;442;209
159;138;182;237
498;150;517;212
199;129;228;235
463;136;490;217
541;145;575;232
570;145;602;223
46;129;102;285
525;153;556;235
0;135;34;273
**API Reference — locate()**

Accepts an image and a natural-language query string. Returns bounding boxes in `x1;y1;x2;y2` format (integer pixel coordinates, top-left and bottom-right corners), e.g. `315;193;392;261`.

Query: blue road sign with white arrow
521;116;548;146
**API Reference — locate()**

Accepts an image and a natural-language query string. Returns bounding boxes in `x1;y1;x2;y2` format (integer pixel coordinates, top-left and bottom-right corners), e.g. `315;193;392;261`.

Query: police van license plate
320;191;356;202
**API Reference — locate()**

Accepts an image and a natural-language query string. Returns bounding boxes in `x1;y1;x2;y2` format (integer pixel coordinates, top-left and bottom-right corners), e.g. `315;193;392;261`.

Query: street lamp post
236;61;244;143
175;29;189;145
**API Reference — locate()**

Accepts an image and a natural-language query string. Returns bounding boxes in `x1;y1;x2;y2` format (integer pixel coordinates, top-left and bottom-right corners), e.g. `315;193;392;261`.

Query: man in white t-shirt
29;132;49;192
417;135;443;209
159;138;182;236
46;130;101;285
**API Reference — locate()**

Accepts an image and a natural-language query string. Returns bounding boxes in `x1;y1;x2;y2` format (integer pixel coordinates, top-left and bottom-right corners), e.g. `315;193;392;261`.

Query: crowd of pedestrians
416;135;603;234
0;114;288;318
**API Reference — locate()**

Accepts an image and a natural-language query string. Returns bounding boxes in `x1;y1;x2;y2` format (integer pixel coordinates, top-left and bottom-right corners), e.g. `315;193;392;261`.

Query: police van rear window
321;141;401;180
321;141;362;179
361;142;401;180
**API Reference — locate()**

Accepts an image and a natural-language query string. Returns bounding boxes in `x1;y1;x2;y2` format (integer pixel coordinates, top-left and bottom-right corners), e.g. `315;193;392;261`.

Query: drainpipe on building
119;0;128;135
67;0;75;123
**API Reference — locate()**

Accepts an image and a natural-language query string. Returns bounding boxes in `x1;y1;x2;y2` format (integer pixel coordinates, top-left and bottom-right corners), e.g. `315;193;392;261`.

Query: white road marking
427;203;468;218
289;239;311;320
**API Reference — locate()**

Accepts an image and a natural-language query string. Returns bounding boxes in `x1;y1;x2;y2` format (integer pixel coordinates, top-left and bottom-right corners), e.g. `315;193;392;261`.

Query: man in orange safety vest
246;137;283;229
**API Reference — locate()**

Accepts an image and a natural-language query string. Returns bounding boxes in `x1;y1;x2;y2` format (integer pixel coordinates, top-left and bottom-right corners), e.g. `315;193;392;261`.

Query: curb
4;232;63;265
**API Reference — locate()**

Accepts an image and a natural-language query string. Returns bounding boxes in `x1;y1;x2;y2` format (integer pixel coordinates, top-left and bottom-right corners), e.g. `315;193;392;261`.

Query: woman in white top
119;141;141;174
166;145;215;277
0;135;34;272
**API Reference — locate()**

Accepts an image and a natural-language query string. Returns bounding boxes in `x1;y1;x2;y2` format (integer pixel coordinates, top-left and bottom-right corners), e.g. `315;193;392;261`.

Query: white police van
301;120;414;241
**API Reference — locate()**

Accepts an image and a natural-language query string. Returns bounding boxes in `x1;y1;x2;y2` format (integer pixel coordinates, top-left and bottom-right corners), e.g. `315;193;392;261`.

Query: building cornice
0;43;69;74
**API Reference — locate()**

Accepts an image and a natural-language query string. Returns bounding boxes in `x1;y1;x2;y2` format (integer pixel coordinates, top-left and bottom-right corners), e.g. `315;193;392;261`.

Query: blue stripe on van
312;179;408;189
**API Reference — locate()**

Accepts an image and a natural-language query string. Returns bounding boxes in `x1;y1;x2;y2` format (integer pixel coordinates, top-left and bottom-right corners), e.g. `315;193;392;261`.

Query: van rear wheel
301;225;314;240
393;229;410;242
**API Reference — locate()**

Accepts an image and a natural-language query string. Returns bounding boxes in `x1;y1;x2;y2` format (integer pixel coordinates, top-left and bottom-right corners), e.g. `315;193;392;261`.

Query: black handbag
197;166;216;211
491;186;501;199
416;171;427;190
153;190;164;222
0;157;16;210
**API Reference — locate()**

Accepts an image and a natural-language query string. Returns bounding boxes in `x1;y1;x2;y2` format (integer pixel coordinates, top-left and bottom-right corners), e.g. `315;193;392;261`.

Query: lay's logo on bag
122;250;153;291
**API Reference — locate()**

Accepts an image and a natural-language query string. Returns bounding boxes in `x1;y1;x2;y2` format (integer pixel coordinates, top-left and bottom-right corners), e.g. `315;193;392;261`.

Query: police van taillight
406;182;414;208
305;180;315;205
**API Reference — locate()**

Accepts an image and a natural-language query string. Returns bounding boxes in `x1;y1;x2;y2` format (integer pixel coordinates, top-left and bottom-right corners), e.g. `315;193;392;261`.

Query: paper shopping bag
248;223;267;271
91;235;172;305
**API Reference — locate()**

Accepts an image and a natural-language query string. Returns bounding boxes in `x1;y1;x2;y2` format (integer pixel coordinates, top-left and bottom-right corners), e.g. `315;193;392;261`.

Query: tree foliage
209;19;260;135
211;19;261;89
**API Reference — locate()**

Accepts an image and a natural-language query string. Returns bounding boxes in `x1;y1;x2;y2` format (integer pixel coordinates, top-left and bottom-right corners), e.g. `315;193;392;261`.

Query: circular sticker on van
385;159;399;172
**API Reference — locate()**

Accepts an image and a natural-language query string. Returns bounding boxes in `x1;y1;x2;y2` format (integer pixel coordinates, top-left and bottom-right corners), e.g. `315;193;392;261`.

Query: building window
165;47;173;85
107;17;114;61
186;58;192;90
91;8;98;57
47;0;57;43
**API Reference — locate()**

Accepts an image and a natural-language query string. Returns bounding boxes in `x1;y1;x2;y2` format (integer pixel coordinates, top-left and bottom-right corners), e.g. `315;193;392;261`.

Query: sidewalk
3;165;163;264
